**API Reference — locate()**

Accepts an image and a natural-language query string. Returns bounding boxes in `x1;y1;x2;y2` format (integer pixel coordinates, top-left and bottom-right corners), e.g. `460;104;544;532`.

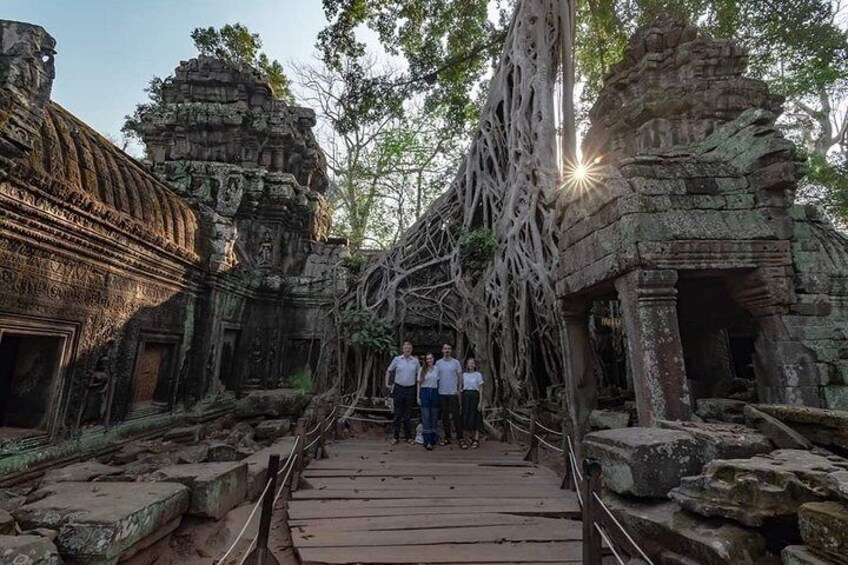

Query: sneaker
390;438;399;445
425;444;433;451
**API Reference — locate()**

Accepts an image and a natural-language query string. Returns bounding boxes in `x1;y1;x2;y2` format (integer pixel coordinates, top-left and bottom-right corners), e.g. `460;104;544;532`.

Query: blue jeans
419;387;440;446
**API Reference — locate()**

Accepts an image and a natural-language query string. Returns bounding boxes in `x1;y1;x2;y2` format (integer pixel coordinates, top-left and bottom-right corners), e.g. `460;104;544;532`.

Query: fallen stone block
798;501;848;563
111;442;150;465
755;404;848;452
176;444;209;464
205;441;248;462
745;405;813;450
41;461;123;486
153;462;247;520
235;389;310;419
13;481;189;563
658;420;773;460
696;398;747;423
163;425;203;443
243;437;297;499
582;427;705;497
255;419;291;440
782;545;833;565
0;509;14;535
0;534;61;565
589;409;630;430
670;450;848;527
605;495;775;565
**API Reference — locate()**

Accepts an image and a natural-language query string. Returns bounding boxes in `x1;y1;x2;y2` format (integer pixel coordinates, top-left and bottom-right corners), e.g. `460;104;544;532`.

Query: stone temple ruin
2;7;848;565
0;19;345;477
559;19;848;564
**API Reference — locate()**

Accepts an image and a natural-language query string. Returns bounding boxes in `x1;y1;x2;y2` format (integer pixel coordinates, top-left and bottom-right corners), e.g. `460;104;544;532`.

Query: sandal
406;438;416;445
440;439;451;446
390;438;399;445
471;440;480;449
460;440;469;450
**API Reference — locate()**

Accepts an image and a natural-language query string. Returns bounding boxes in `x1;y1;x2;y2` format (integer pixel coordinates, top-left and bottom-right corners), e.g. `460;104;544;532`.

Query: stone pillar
561;301;596;446
615;269;691;426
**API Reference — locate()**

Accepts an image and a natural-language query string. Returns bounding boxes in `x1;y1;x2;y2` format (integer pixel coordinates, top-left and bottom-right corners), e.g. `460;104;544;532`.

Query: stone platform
13;482;189;564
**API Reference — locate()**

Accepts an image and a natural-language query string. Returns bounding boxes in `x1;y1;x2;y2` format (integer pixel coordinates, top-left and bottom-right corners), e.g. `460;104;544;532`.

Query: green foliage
286;371;314;392
123;23;293;145
318;0;506;135
459;227;497;273
190;24;294;101
340;308;394;352
798;150;848;226
341;253;368;278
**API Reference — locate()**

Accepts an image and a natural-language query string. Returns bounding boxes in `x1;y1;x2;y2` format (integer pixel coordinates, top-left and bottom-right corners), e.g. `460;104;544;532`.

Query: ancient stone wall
557;19;848;435
0;20;345;476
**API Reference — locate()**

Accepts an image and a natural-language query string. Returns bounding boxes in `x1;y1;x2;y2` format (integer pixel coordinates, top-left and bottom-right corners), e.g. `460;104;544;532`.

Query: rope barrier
215;475;273;564
507;409;532;422
595;522;626;565
305;434;320;451
507;419;530;435
337;404;392;413
276;437;300;477
566;435;583;482
535;420;563;436
273;451;298;505
593;492;654;564
342;415;391;424
535;434;564;453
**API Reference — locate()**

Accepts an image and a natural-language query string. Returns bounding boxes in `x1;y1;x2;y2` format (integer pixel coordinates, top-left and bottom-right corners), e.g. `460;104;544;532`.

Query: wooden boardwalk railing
219;401;654;565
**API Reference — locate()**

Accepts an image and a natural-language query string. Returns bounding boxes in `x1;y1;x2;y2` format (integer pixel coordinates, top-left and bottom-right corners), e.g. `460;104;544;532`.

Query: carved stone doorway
0;333;63;435
130;336;178;416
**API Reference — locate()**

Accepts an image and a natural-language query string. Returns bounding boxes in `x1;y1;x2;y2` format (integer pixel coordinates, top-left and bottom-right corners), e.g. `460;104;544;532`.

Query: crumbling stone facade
0;20;345;476
557;19;848;436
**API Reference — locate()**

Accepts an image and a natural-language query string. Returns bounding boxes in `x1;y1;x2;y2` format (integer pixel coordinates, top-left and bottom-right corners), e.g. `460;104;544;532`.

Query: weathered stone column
615;269;691;425
561;301;596;447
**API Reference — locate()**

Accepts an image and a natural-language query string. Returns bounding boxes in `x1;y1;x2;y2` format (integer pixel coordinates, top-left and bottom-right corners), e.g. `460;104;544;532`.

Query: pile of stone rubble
0;389;309;564
582;399;848;564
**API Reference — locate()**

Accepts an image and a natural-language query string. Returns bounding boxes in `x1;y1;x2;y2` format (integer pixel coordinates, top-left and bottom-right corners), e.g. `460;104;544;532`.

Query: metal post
292;418;306;491
582;458;603;565
523;411;538;463
244;454;280;565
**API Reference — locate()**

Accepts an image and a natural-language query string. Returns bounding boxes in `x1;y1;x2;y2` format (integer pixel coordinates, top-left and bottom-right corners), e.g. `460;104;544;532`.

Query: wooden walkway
289;439;583;564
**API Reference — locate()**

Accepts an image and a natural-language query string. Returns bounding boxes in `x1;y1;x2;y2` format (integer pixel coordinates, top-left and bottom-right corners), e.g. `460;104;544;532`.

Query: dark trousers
392;384;416;440
440;394;463;441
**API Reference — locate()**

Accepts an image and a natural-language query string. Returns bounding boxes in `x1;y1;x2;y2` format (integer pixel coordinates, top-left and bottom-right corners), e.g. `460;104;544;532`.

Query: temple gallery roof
22;102;200;258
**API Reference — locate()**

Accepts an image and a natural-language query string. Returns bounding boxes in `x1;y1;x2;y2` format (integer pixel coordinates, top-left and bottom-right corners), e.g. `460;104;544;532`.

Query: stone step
13;481;189;564
154;462;248;519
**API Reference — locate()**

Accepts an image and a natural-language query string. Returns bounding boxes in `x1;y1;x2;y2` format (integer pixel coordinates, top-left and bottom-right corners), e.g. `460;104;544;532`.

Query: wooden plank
297;541;582;564
288;502;579;520
289;513;566;533
293;522;582;547
292;486;572;500
302;467;560;479
302;476;560;489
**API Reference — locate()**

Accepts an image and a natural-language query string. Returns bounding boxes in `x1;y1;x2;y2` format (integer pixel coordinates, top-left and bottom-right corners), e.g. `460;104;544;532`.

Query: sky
2;0;364;152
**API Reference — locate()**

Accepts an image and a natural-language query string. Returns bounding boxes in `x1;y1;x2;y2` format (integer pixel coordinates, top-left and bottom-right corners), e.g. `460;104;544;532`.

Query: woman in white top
460;358;484;449
418;352;440;450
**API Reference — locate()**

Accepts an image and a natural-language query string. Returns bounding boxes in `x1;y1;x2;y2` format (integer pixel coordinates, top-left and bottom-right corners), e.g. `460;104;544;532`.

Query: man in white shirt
385;341;420;445
435;343;463;445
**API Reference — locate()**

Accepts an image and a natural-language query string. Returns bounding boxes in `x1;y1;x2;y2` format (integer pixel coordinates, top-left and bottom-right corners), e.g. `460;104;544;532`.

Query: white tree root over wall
331;0;565;407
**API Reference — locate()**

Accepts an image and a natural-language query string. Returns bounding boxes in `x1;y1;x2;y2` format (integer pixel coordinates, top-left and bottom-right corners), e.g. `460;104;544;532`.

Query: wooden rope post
244;454;280;565
523;410;538;463
560;425;575;490
292;418;306;491
315;408;327;460
582;458;603;565
500;405;508;442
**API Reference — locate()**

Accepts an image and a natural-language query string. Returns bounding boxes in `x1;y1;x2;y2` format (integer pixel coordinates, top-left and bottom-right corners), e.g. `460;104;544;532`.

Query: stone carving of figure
257;229;273;266
80;339;114;426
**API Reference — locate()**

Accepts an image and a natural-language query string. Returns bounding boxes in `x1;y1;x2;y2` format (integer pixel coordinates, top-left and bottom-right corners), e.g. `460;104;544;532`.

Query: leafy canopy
122;23;293;146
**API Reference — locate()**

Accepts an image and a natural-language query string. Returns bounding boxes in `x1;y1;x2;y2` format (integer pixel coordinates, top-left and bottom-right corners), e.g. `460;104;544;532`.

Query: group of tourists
384;341;484;450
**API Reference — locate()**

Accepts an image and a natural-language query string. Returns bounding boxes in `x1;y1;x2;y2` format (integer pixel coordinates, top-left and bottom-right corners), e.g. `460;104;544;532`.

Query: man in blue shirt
385;341;420;445
435;343;463;445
